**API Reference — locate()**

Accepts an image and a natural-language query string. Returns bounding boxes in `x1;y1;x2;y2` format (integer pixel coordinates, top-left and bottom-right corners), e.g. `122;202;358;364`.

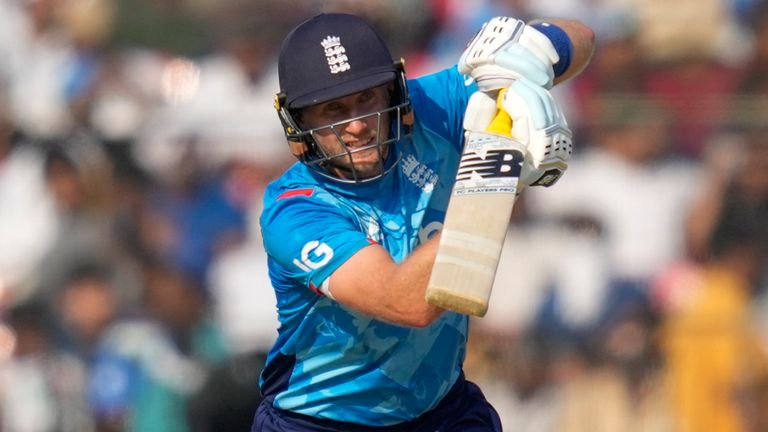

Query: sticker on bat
453;144;524;195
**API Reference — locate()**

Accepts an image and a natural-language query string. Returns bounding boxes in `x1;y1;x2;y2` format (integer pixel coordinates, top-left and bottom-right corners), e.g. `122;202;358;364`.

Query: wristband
531;22;573;78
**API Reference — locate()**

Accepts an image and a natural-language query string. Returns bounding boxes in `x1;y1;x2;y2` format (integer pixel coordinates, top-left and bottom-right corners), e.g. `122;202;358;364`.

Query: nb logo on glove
530;168;563;187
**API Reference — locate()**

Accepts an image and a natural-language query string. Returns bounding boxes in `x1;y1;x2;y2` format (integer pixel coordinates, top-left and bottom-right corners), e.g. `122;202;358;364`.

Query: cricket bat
425;90;525;317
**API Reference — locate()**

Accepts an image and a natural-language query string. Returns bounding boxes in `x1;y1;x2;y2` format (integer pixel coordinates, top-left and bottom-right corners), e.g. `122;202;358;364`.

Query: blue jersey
259;66;477;427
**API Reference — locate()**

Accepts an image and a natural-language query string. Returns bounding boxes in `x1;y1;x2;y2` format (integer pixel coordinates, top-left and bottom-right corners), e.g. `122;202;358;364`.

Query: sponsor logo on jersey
293;240;334;272
419;221;443;244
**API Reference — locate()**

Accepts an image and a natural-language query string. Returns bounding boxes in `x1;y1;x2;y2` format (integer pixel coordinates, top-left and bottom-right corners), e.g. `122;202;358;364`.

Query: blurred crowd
0;0;766;431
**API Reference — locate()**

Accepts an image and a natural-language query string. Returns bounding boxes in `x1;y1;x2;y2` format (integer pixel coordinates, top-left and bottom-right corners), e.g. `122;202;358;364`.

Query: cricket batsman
253;12;594;431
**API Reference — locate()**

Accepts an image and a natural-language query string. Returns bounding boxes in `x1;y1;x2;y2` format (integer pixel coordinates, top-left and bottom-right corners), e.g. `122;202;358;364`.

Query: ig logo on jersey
293;240;334;272
419;221;442;244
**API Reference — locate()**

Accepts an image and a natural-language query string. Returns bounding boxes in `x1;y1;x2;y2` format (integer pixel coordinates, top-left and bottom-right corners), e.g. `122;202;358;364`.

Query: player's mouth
328;134;391;179
344;135;375;150
342;136;378;160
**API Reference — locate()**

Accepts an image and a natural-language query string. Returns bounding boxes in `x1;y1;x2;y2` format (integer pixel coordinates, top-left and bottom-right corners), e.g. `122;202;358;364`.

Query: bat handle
485;89;512;137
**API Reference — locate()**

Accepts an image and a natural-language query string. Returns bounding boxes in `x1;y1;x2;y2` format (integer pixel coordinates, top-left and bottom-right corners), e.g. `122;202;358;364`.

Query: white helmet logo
321;36;350;74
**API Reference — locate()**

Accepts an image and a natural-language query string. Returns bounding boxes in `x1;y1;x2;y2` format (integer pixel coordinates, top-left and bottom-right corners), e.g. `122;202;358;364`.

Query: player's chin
345;146;382;165
355;163;385;178
333;159;384;179
350;157;383;173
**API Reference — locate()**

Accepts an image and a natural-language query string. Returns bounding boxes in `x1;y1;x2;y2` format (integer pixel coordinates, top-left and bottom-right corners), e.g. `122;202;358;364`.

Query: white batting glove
458;17;559;91
501;79;573;187
463;91;498;132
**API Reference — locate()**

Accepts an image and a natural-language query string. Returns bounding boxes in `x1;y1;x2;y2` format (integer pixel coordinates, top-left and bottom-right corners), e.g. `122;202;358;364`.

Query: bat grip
485;89;512;137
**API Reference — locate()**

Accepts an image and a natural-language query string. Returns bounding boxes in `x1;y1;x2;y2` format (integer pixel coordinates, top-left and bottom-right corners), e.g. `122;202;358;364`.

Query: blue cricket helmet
273;13;412;183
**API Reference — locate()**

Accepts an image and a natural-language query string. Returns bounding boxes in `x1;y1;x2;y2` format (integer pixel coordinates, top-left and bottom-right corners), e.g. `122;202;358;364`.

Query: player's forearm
531;18;596;85
382;233;445;327
328;235;444;327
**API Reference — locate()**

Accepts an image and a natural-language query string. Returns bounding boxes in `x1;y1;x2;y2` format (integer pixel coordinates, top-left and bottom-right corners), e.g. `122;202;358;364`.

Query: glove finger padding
459;17;559;91
493;46;552;89
519;24;560;70
463;91;499;132
501;79;573;188
458;17;525;74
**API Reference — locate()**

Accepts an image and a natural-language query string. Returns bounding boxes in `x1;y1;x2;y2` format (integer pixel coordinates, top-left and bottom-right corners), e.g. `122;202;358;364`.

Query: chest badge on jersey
401;154;439;192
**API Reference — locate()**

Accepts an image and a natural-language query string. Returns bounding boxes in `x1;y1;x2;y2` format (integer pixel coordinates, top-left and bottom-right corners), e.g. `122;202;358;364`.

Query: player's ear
403;107;414;129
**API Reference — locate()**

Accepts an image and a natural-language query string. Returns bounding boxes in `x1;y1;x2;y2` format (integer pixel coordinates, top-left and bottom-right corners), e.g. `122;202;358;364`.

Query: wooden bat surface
426;97;525;316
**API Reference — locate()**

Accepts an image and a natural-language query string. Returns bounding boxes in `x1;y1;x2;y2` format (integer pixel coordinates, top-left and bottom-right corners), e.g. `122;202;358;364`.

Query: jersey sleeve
260;194;373;295
408;65;478;152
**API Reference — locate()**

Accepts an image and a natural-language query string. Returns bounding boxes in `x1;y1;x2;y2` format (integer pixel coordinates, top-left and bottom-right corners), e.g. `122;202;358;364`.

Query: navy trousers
251;374;502;432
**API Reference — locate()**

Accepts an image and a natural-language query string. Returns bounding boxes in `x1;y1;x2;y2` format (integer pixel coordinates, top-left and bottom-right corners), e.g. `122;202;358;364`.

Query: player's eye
358;90;376;104
324;102;344;114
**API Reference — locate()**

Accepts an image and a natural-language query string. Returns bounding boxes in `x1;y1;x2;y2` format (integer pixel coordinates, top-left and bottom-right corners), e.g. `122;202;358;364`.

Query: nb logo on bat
456;149;524;181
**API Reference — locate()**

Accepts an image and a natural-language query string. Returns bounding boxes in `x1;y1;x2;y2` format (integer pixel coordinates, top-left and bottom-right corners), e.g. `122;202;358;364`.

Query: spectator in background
466;194;607;431
479;193;611;340
634;0;746;156
86;261;228;432
0;302;94;432
131;8;292;178
629;0;750;66
526;97;701;291
685;128;768;262
2;0;79;138
198;161;282;431
423;0;512;73
57;0;116;129
109;0;211;57
741;2;768;79
56;262;121;360
556;290;674;432
569;6;646;137
0;110;58;304
34;139;143;309
310;0;435;66
0;0;28;88
662;123;768;432
655;200;768;432
134;157;249;285
731;3;768;134
207;160;281;352
466;325;576;432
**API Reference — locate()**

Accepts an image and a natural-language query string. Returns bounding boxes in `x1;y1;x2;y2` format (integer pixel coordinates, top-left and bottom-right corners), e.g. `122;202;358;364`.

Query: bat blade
426;129;525;317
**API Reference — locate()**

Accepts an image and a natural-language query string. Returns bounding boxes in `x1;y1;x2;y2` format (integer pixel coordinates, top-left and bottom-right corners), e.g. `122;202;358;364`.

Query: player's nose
344;118;369;135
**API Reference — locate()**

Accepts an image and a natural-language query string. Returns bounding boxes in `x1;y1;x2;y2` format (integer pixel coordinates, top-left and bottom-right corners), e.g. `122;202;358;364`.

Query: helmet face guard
275;60;413;184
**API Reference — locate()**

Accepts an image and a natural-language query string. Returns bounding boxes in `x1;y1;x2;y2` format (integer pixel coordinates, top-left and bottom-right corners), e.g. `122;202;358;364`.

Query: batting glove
458;17;560;91
501;79;572;188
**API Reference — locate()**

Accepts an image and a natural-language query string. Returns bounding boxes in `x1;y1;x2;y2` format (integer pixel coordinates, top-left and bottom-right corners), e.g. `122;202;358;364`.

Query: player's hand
463;90;498;133
458;16;559;91
501;79;572;187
